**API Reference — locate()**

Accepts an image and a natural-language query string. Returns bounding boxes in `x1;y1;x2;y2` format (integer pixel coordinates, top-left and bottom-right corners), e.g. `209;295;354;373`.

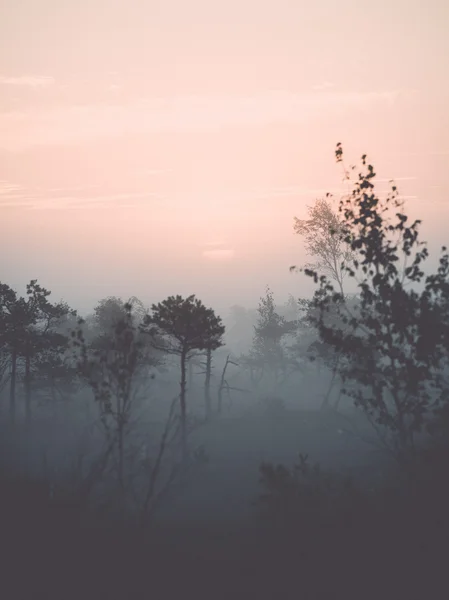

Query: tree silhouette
304;144;449;465
0;283;18;417
0;280;73;423
246;287;296;389
199;335;225;421
142;295;225;460
72;302;161;516
291;197;354;295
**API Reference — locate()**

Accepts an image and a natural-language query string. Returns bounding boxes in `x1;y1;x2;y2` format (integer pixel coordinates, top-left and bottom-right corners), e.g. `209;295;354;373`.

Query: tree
0;283;17;414
0;280;73;423
289;296;360;410
0;347;10;398
31;310;79;405
199;334;225;421
246;287;296;389
304;144;449;466
72;302;160;517
291;197;355;295
93;296;128;334
142;295;225;460
279;294;300;322
217;353;243;414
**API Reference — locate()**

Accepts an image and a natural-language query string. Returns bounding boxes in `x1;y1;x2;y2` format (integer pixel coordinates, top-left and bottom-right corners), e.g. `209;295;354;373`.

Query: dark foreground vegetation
1;146;448;599
1;445;448;600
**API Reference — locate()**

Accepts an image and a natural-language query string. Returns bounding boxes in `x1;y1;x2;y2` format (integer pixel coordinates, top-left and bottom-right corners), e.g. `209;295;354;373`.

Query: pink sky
1;0;448;316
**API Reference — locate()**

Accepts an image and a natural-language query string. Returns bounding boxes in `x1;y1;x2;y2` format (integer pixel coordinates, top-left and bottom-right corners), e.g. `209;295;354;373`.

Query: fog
1;277;447;598
1;1;449;599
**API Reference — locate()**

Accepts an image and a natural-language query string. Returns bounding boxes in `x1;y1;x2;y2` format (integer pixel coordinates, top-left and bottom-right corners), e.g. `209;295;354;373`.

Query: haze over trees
0;281;76;424
1;144;448;600
301;144;449;464
291;196;355;295
141;295;225;460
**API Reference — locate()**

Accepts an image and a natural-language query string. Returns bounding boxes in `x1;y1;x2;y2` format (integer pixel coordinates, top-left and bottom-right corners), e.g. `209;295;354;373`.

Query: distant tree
246;287;296;389
0;348;10;398
91;297;128;344
31;311;79;405
291;197;355;295
72;302;160;516
217;353;240;414
199;334;225;421
289;296;360;410
89;295;161;376
142;295;225;460
23;287;75;421
0;280;74;423
226;305;258;354
304;144;449;466
0;283;17;412
279;294;300;322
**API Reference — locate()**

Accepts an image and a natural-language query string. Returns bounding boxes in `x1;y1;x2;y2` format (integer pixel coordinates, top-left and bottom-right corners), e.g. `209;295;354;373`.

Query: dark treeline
1;146;448;599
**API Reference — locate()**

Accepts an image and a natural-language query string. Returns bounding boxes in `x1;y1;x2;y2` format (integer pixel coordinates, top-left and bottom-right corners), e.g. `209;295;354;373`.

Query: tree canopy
304;144;449;462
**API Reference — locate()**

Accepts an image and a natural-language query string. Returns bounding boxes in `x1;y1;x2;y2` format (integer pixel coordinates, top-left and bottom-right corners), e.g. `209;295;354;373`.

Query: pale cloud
202;248;235;261
200;239;229;248
139;168;173;176
0;75;55;87
387;151;449;157
311;81;335;91
27;191;162;210
0;179;162;211
375;177;417;182
0;89;415;150
0;180;23;195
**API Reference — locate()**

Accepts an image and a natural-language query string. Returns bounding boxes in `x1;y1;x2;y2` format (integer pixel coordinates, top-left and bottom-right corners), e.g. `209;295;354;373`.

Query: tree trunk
249;367;254;388
25;353;32;424
117;395;126;519
217;387;223;415
218;354;230;415
321;367;337;410
333;386;343;411
180;350;188;461
188;358;193;391
205;348;212;421
9;349;17;424
117;419;125;513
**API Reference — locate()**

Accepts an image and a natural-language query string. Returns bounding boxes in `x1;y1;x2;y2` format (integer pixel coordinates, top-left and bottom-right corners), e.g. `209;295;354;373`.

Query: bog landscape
1;3;448;599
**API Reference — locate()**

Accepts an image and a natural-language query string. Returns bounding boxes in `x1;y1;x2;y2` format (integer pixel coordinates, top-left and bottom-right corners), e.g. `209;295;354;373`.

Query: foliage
0;283;17;394
143;294;225;356
258;453;356;528
303;144;449;463
245;287;296;385
292;197;355;294
71;302;166;517
93;297;128;334
0;280;76;419
142;294;224;459
31;343;79;403
73;303;157;419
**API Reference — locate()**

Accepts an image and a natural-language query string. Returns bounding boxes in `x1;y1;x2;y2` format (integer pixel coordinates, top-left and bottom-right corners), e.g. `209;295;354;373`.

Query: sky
1;0;448;317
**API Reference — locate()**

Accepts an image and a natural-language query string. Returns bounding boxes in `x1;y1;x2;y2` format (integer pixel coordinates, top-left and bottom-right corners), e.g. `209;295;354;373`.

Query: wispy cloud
0;180;23;195
138;168;173;176
0;88;415;150
200;239;229;249
375;177;417;182
0;179;162;211
387;151;449;158
311;81;335;91
0;75;55;87
202;248;235;261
